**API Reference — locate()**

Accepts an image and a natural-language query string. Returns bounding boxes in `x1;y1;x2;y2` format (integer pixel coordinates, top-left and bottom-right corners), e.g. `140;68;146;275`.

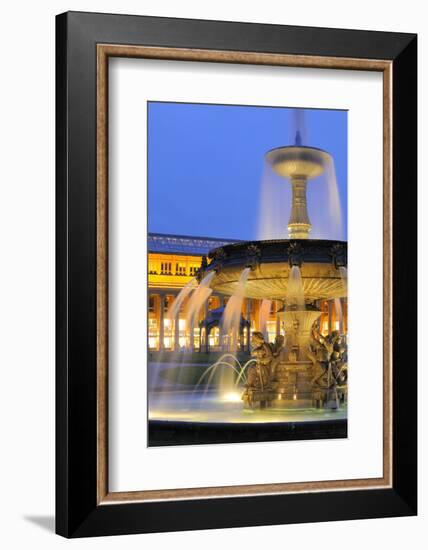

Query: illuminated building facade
148;233;347;352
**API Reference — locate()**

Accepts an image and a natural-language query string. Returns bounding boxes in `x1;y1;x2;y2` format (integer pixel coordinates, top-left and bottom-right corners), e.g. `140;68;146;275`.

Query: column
189;310;194;352
159;294;165;351
343;299;348;333
276;300;281;336
218;296;223;350
328;300;333;334
174;293;179;352
245;298;250;351
253;300;260;331
339;298;344;333
246;298;252;321
203;327;209;354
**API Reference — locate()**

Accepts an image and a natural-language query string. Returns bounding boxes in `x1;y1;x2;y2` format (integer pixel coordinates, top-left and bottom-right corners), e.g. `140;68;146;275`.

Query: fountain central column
278;308;322;360
266;136;329;240
288;176;311;239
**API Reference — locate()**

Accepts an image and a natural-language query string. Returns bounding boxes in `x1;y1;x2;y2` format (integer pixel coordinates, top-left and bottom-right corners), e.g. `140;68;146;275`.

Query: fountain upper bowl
266;145;331;179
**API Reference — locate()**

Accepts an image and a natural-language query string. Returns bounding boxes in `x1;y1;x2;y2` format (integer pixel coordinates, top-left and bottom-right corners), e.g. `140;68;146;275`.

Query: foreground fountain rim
148;416;348;446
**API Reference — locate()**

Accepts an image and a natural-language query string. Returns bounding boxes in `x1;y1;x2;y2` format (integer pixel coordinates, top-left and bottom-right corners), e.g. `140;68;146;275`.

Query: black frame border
56;11;417;537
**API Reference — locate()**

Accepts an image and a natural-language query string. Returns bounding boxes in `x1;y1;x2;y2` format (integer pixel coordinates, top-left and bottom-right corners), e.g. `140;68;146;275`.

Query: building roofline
148;251;204;257
148;232;243;243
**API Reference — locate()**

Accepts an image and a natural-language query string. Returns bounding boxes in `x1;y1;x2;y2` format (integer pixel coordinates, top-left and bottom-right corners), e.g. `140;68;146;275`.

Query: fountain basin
149;391;347;423
203;239;347;301
148;389;347;445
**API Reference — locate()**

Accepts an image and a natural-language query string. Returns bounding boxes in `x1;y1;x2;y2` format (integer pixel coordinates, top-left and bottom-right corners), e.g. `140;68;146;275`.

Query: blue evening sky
148;102;347;241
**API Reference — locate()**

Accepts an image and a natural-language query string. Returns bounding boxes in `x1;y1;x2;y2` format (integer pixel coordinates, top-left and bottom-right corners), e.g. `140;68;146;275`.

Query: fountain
197;131;347;410
149;119;348;444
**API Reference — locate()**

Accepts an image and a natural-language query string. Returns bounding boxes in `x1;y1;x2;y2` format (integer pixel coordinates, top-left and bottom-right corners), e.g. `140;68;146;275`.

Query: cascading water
303;153;344;241
148;105;348;435
185;271;215;350
279;265;323;361
339;266;348;293
258;299;272;340
334;298;343;332
334;267;347;333
221;267;251;352
165;277;198;353
219;267;251;390
257;162;291;240
259;108;346;242
323;156;344;240
287;265;305;309
166;277;197;322
147;277;199;408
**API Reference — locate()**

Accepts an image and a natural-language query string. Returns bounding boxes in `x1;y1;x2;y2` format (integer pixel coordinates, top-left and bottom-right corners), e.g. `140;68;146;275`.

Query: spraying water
192;354;256;395
260;108;345;242
290;108;308;145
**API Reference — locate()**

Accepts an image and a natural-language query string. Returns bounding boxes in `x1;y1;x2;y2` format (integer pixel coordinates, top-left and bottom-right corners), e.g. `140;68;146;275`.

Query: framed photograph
56;11;417;537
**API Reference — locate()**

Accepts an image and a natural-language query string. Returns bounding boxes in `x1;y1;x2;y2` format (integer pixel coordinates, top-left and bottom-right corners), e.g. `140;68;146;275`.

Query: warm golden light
222;392;242;403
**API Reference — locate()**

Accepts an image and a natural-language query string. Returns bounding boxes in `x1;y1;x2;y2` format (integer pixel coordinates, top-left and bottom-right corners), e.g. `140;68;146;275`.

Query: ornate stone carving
245;243;261;270
242;332;273;407
196;255;208;282
308;328;348;408
287;241;304;268
212;247;227;261
201;239;348;301
210;247;227;274
330;243;347;269
269;334;285;379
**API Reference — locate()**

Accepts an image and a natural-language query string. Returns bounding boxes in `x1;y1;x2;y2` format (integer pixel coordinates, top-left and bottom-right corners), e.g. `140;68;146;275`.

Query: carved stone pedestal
242;388;274;409
242;358;348;410
242;360;316;409
270;361;312;408
312;386;347;409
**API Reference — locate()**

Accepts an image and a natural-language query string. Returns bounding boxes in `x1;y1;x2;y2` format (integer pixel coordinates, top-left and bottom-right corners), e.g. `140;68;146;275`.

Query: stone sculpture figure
241;332;275;408
245;332;273;390
329;332;348;386
269;334;285;379
285;318;300;362
308;328;348;408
